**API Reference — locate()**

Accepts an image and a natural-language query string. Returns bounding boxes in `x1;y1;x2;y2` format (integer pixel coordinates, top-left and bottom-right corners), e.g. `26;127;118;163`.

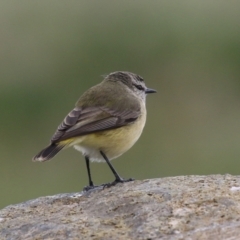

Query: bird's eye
134;84;144;91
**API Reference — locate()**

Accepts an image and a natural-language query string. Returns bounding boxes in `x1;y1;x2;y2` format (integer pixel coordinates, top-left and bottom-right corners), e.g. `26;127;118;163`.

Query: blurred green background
1;1;240;209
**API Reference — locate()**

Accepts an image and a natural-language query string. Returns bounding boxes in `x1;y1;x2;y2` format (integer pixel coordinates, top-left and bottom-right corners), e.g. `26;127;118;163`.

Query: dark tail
32;143;65;162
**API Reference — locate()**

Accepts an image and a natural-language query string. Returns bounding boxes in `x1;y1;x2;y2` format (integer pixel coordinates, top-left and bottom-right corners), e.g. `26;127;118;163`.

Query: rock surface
1;175;240;239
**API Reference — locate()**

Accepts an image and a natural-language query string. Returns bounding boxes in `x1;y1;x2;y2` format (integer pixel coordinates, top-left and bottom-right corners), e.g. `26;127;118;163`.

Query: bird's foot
83;178;134;191
102;177;134;189
83;185;99;192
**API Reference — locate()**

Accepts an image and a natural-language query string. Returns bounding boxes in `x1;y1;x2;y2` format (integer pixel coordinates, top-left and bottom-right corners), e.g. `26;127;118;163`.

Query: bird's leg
100;151;134;187
83;156;95;191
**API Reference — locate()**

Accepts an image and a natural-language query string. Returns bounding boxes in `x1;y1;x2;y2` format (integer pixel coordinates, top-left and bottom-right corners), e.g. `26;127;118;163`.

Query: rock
1;175;240;239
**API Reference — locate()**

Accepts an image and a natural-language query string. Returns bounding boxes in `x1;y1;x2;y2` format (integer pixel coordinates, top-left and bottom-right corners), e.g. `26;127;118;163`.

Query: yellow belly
71;110;146;162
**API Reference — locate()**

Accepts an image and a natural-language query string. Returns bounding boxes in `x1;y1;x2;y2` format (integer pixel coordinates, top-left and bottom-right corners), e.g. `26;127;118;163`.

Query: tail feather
32;143;65;162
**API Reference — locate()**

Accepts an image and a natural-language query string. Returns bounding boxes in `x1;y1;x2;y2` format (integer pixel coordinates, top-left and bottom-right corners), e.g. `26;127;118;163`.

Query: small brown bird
33;71;156;190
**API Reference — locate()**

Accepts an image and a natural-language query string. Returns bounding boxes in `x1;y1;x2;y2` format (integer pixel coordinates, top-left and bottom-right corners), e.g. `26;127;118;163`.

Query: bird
33;71;156;190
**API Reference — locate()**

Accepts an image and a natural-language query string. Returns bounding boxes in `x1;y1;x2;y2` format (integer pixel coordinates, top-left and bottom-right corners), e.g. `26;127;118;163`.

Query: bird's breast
73;107;146;162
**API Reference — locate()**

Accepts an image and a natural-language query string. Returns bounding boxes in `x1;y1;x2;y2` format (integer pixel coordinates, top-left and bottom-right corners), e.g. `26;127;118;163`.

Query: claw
83;178;134;191
83;185;98;192
102;178;134;189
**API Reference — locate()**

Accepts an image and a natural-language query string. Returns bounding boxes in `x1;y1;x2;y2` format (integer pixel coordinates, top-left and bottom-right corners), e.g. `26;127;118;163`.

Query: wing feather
50;102;141;143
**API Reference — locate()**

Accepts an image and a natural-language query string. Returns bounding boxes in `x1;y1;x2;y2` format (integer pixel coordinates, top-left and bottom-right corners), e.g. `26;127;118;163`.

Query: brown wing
51;106;140;143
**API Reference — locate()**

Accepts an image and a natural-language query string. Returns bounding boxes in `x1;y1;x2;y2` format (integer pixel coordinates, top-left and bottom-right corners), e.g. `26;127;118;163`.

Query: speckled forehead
107;71;145;87
114;72;132;82
129;74;146;89
135;74;144;82
120;71;144;81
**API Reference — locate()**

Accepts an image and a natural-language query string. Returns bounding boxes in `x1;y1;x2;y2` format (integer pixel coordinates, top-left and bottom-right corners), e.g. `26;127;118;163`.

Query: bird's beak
145;88;157;94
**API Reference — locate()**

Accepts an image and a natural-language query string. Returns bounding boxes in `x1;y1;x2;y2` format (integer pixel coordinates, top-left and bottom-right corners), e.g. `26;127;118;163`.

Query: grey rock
1;175;240;240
